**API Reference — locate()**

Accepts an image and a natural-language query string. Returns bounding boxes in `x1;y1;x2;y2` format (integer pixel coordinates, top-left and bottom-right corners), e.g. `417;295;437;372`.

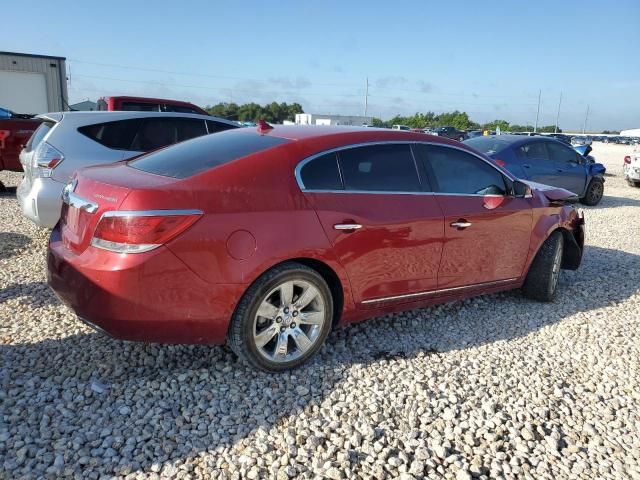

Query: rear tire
580;178;604;206
522;231;564;302
228;262;333;372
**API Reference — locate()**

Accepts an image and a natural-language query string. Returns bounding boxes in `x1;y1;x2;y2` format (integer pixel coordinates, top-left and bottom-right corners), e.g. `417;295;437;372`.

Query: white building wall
620;128;640;137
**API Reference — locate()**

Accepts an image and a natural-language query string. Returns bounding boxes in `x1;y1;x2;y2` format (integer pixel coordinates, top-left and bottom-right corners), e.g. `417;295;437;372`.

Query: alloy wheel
252;279;327;363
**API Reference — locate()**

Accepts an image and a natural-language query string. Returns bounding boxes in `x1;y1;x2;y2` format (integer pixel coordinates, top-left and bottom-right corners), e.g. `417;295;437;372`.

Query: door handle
557;169;564;172
522;164;531;168
450;220;472;229
334;223;362;231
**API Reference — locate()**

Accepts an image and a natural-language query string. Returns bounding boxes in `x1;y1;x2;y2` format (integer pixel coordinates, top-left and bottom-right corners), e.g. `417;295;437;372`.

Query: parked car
624;153;640;187
464;135;606;205
466;130;483;139
431;126;467;141
391;124;411;131
0;108;43;187
48;126;585;372
546;133;572;145
18;111;237;227
97;96;209;115
571;136;592;145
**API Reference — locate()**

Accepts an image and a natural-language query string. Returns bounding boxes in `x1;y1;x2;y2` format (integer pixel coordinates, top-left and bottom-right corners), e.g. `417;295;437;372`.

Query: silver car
18;111;237;227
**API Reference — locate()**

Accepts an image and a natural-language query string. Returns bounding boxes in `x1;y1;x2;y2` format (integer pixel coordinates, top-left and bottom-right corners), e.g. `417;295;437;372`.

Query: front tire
522;231;564;302
228;262;333;372
580;178;604;206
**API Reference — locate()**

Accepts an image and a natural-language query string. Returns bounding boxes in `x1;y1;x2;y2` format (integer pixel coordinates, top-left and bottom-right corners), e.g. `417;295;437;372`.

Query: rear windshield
129;131;291;178
464;137;510;155
25;121;55;151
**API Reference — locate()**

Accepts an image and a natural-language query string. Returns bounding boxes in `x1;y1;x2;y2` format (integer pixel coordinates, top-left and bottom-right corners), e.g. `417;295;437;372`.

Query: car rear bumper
47;226;246;345
17;176;65;228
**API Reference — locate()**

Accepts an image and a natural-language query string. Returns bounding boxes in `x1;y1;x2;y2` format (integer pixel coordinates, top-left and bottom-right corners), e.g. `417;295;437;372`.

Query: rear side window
130;118;207;151
420;145;506;195
129;131;290;178
207;120;238;134
78;119;142;150
300;153;342;190
25;121;55;151
338;144;421;192
517;141;550;161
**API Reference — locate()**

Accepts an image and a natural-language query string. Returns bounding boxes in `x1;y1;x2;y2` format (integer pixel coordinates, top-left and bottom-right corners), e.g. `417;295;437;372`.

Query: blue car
464;135;605;205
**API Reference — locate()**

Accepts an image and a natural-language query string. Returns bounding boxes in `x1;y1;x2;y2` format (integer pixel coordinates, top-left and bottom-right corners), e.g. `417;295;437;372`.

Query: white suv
18;111;237;227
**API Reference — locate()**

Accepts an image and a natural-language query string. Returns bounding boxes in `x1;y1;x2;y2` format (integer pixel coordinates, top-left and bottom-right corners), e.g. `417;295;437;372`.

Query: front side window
546;141;580;165
300;152;342;190
420;145;506;195
338;144;421;192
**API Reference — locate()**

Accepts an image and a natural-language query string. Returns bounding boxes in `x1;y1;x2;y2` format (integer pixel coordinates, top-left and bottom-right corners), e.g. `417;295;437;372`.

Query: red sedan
48;125;585;372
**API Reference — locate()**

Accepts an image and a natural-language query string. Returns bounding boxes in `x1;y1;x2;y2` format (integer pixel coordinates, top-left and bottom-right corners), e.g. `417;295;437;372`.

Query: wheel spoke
254;324;278;348
257;301;278;319
273;332;289;359
280;281;294;306
295;284;319;309
298;310;324;326
290;327;313;353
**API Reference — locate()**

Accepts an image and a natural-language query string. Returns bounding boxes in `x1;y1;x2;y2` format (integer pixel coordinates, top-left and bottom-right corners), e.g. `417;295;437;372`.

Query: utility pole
364;77;369;117
582;105;590;134
534;89;541;133
554;91;562;133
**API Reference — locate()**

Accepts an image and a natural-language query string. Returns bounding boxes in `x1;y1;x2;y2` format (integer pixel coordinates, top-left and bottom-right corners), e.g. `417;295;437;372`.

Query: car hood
520;179;579;202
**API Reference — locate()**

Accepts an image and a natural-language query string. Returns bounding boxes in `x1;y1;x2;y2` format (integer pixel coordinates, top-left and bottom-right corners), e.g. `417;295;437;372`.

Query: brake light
91;210;202;253
0;130;9;149
32;142;64;177
624;156;631;164
494;159;506;167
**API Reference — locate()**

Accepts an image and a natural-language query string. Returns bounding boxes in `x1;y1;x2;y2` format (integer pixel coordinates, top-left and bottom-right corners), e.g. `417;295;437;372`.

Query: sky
2;0;639;132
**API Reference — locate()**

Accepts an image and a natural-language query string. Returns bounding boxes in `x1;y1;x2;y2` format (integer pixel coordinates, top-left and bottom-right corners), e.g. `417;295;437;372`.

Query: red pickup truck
0;97;211;189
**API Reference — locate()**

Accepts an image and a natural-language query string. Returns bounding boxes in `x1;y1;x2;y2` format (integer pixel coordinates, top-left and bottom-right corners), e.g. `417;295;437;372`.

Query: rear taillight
494;159;506;167
91;210;202;253
624;156;631;164
0;130;9;149
32;142;64;177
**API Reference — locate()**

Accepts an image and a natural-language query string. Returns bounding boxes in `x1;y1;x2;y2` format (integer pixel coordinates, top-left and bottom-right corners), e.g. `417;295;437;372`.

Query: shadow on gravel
591;194;640;209
1;245;639;475
0;281;58;307
0;232;31;259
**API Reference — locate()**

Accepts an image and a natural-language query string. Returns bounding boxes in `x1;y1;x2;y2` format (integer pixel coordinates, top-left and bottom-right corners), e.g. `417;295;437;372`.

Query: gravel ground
1;143;639;479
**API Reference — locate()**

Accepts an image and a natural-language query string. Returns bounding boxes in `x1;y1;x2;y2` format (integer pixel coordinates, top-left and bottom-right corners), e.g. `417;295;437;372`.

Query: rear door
299;143;444;306
516;140;558;186
545;140;587;195
416;144;532;289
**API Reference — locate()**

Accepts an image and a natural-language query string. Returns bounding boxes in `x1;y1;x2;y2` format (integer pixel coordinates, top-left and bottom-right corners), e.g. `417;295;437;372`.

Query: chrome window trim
99;209;203;218
294;140;516;194
361;277;519;305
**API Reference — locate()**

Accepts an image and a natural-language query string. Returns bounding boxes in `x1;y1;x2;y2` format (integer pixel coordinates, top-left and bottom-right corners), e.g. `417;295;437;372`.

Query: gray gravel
1;143;640;479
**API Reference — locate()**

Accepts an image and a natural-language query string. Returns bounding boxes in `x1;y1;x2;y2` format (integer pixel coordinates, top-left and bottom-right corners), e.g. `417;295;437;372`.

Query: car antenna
257;119;273;134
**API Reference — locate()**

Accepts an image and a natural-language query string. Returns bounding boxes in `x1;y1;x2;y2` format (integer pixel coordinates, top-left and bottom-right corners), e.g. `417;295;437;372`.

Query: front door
415;144;532;289
545;141;588;195
516;140;559;186
297;143;444;305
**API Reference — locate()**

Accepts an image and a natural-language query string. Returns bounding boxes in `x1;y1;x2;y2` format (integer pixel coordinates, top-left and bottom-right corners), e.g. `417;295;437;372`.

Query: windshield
463;137;510;156
129;130;290;178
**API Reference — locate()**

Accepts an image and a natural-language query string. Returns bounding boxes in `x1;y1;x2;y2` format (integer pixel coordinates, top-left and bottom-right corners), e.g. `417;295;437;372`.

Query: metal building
0;51;68;114
295;113;373;126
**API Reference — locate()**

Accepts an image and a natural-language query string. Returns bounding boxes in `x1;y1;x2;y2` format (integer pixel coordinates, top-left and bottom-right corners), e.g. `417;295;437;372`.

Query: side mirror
513;180;532;198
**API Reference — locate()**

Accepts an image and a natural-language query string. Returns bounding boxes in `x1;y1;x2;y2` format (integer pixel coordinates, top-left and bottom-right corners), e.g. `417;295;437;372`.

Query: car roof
472;134;556;146
235;124;463;144
38;111;235;125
